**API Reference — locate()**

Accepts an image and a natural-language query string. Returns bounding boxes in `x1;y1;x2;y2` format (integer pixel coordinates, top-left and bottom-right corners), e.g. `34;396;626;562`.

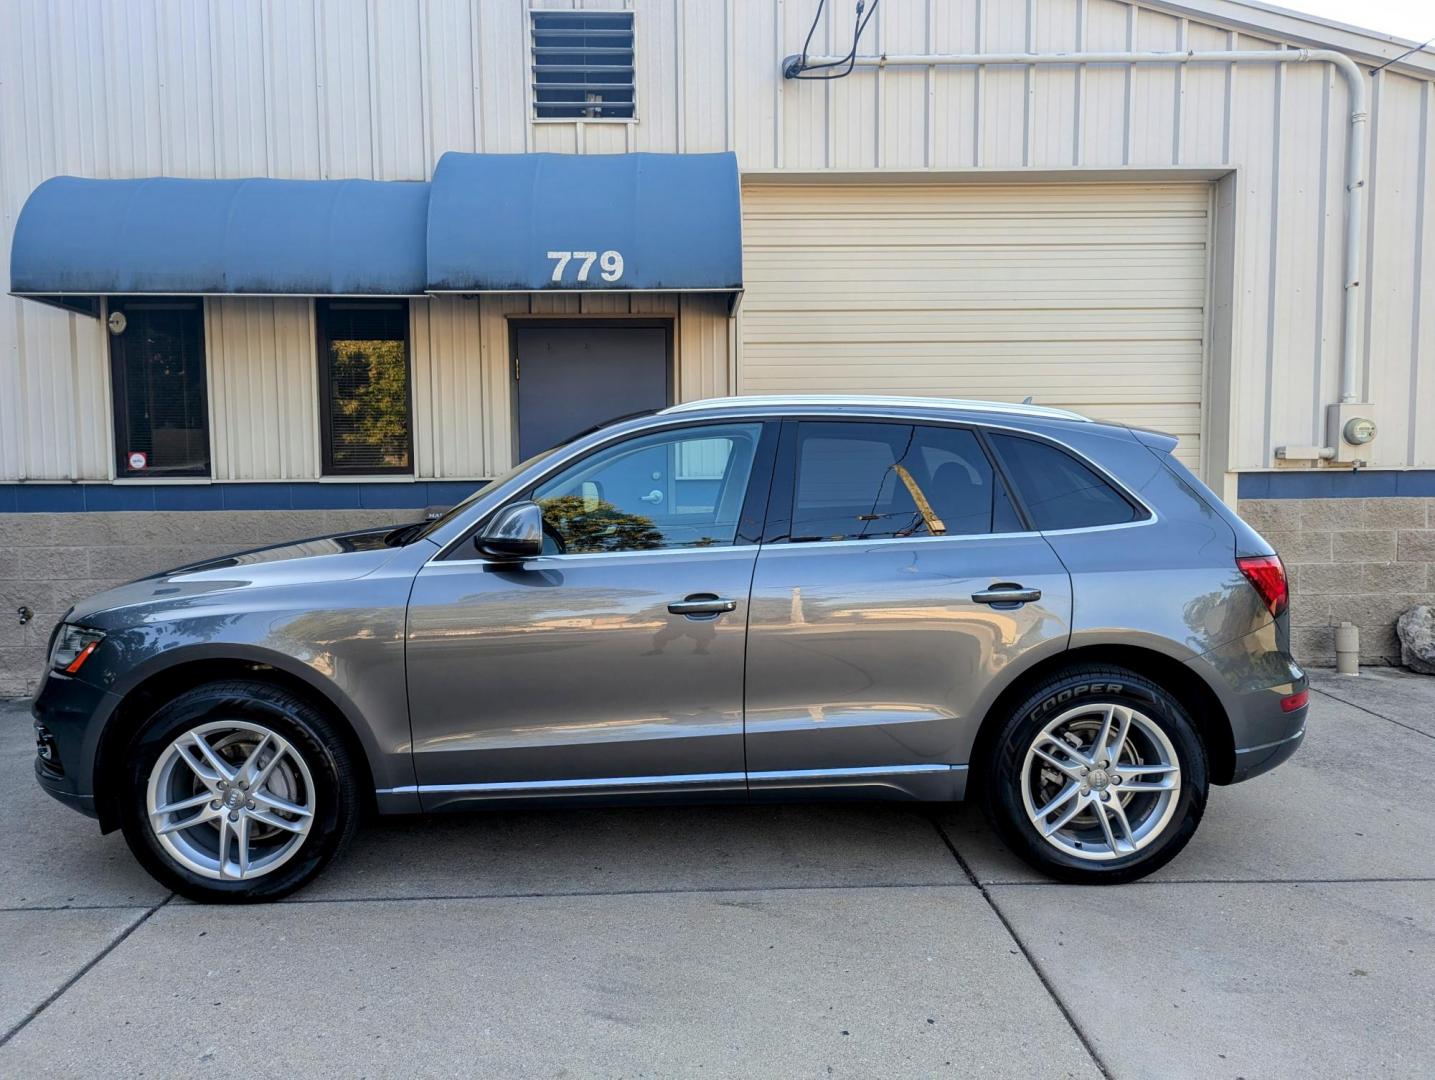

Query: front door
743;419;1072;790
405;420;776;808
513;323;671;459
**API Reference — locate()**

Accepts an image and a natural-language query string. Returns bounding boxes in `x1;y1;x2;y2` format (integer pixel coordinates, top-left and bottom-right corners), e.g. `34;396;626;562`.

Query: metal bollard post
1335;621;1360;676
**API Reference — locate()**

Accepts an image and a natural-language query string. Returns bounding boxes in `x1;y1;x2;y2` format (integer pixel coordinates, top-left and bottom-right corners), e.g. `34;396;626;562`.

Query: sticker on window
127;451;148;470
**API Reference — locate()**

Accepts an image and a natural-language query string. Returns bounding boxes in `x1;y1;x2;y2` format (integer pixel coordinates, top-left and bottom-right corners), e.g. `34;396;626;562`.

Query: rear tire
118;679;360;903
981;664;1208;884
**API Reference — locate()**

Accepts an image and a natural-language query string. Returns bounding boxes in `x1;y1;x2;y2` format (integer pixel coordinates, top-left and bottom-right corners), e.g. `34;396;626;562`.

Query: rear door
742;419;1072;791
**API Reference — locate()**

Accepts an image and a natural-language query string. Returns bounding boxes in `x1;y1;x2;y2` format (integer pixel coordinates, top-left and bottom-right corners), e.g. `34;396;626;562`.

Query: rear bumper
1186;620;1307;785
1230;718;1306;782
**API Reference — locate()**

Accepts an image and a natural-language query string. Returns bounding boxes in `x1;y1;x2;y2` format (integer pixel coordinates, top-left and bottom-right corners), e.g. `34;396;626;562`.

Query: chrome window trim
439;543;763;566
375;762;966;798
757;531;1040;552
428;408;1157;560
1039;515;1161;538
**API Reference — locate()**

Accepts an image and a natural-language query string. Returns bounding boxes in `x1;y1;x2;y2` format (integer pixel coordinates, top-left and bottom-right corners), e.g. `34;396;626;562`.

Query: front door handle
668;594;737;617
971;584;1042;606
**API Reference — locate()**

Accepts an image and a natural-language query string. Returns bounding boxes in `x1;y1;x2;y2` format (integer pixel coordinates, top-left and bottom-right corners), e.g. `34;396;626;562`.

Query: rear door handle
668;594;737;617
971;584;1042;606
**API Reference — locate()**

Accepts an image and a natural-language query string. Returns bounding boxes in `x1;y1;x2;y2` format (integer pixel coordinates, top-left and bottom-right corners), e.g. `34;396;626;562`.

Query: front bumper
35;756;98;817
30;668;120;823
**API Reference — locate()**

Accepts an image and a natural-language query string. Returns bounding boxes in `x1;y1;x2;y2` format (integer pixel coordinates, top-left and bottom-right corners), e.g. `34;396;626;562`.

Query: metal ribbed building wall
0;0;1431;482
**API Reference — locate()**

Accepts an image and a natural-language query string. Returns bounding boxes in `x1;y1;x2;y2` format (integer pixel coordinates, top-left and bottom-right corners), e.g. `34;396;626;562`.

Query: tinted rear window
989;433;1141;531
790;421;1022;541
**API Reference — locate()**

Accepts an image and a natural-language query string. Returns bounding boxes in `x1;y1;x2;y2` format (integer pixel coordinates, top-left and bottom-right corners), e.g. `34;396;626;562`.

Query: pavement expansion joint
0;892;175;1048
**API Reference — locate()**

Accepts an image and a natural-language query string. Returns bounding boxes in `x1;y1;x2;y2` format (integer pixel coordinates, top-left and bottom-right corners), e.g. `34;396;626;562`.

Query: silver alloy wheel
146;720;316;881
1020;702;1181;862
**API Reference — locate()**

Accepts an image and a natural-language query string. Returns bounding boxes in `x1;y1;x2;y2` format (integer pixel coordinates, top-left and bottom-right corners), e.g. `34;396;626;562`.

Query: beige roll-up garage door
739;182;1210;471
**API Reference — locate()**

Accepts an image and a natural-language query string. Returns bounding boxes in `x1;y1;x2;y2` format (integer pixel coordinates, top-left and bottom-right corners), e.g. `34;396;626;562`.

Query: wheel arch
967;644;1237;792
92;649;380;833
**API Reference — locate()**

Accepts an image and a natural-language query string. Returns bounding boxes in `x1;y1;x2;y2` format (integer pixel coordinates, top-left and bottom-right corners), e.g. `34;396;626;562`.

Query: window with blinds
317;301;413;476
108;299;211;478
531;9;636;121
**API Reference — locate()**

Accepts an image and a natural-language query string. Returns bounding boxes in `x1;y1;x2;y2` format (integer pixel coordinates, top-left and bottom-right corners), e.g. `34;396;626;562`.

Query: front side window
788;422;1021;542
988;433;1141;530
108;298;210;477
318;301;412;475
531;423;764;554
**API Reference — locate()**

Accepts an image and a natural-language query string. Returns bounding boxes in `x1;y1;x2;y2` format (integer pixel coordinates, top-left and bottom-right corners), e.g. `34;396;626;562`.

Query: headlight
50;624;105;674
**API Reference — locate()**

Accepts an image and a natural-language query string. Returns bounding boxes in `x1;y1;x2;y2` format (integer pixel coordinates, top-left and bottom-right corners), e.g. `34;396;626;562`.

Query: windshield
402;445;563;544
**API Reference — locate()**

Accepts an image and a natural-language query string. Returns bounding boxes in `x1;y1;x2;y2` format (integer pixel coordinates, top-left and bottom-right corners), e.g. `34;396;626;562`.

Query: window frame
984;430;1152;534
315;298;415;478
759;416;1155;545
441;418;780;562
107;296;212;479
528;6;638;125
762;417;1028;546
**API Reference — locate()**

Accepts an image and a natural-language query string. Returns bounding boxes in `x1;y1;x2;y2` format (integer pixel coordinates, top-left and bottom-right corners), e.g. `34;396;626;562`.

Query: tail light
1237;554;1288;618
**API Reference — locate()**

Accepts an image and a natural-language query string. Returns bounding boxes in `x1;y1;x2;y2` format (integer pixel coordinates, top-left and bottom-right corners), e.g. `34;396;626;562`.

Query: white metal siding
207;298;319;481
740;181;1210;468
0;0;1432;482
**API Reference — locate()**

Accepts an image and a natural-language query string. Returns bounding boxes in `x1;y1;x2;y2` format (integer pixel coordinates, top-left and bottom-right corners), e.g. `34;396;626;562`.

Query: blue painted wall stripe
1237;470;1435;499
0;482;487;514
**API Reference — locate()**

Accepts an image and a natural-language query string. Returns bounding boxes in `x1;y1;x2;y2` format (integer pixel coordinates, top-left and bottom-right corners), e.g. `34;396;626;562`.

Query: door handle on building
668;595;737;617
971;584;1042;606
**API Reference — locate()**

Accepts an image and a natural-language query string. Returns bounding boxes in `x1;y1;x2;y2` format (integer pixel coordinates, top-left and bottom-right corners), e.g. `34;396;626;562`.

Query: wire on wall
782;0;882;80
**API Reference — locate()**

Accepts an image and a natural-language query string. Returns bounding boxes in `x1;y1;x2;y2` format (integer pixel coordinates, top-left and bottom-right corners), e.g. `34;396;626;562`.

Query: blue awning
10;176;431;306
10;152;742;314
425;151;742;295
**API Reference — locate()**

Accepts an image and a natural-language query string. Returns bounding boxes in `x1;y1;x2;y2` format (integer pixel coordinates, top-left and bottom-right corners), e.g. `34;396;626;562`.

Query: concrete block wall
1237;497;1435;666
0;509;418;697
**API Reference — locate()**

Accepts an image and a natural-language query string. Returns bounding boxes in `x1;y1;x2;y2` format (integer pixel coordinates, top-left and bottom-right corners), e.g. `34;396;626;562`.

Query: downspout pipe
785;48;1369;404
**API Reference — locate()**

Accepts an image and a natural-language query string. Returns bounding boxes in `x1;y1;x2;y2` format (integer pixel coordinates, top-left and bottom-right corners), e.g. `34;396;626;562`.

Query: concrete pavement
3;671;1433;1078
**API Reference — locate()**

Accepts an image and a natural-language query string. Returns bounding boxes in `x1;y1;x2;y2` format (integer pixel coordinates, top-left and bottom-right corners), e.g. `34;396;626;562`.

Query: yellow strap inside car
893;464;946;535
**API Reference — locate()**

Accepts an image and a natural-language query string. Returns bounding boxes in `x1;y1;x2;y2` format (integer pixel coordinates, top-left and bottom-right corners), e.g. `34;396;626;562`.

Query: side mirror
476;501;544;560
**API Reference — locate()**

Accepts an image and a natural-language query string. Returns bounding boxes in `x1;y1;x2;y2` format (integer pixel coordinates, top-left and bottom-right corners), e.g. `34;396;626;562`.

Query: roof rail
660;395;1091;422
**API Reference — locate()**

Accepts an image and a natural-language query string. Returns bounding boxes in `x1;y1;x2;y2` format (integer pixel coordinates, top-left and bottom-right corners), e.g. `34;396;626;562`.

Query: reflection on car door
743;420;1072;794
404;421;776;808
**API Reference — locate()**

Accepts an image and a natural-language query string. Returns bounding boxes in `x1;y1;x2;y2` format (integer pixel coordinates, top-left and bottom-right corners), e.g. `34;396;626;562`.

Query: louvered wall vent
531;9;636;121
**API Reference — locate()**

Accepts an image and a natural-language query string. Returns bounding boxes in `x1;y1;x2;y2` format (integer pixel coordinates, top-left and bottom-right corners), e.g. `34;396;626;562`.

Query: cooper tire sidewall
991;673;1208;883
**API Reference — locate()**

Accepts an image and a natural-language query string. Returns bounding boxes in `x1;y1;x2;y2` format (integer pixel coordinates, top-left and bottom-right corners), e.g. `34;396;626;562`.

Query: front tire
981;665;1208;884
118;679;359;903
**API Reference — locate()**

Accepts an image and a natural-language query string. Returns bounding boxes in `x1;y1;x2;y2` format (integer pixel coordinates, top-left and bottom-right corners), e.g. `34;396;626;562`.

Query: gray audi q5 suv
32;396;1306;902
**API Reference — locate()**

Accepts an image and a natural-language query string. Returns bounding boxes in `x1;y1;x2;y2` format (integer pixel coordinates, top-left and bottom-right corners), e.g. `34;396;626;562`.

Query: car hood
69;527;413;624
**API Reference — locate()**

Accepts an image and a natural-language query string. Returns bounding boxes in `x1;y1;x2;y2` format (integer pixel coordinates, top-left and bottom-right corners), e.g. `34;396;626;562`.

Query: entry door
743;420;1072;783
405;420;776;809
513;324;671;459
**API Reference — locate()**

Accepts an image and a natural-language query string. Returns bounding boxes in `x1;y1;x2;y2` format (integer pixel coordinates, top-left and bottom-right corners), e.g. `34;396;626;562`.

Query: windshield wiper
384;521;427;547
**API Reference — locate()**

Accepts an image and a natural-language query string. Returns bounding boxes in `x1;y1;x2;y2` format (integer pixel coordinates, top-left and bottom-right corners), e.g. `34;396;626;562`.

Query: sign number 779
547;250;625;284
